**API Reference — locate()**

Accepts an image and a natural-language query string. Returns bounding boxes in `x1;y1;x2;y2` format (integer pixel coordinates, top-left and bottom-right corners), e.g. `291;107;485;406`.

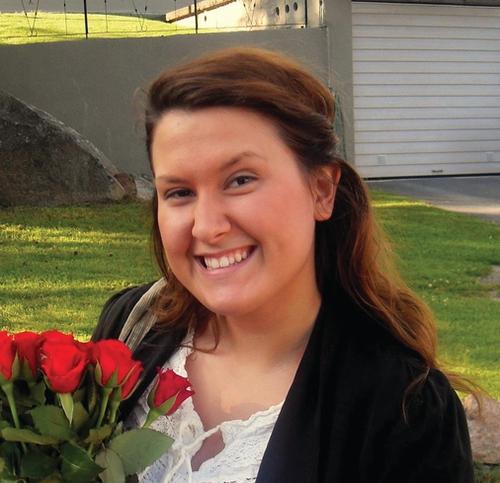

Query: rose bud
40;338;88;393
14;331;42;381
107;363;143;425
0;331;19;385
149;368;194;416
92;339;143;390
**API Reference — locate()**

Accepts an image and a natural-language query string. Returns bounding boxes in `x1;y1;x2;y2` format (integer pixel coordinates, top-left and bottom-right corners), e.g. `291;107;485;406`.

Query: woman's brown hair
144;47;475;399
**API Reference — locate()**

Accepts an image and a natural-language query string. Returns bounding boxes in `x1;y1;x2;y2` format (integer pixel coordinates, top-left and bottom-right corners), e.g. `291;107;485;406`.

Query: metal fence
0;0;321;43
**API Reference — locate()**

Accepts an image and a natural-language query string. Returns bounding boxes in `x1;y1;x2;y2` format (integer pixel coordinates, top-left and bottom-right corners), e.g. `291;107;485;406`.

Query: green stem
96;386;113;428
87;386;113;456
2;382;20;429
142;408;162;429
108;398;120;425
2;382;27;453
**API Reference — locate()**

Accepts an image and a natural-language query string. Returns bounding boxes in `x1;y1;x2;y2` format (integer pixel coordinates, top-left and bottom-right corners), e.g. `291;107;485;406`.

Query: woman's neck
196;288;321;369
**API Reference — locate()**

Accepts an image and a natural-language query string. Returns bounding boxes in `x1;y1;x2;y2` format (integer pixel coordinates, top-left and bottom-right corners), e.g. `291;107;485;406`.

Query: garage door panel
355;129;500;143
356;152;499;166
353;2;500;177
355;84;500;97
360;162;500;177
353;25;500;40
353;2;500;17
356;107;500;120
354;73;500;85
355;96;500;108
353;13;500;29
354;61;500;74
354;50;500;62
355;118;500;131
356;140;500;155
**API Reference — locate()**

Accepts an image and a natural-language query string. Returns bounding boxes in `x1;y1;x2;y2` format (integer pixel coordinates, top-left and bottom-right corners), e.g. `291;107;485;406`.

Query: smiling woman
152;107;332;321
92;47;475;483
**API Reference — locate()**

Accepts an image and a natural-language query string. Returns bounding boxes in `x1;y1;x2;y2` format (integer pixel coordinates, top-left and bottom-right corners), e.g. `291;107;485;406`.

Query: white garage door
352;2;500;178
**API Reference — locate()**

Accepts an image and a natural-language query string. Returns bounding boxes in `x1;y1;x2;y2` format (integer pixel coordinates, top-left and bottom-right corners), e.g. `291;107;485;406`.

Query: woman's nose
191;195;231;243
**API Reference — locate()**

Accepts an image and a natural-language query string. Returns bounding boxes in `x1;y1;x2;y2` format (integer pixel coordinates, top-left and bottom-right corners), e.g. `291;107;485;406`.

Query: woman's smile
151;106;326;319
196;245;256;271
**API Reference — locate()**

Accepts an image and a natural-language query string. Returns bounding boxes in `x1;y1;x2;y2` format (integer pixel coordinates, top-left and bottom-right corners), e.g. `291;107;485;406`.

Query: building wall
0;28;330;174
173;0;324;30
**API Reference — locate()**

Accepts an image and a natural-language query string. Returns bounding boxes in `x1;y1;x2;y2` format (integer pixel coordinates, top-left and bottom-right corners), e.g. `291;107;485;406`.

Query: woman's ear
312;165;341;221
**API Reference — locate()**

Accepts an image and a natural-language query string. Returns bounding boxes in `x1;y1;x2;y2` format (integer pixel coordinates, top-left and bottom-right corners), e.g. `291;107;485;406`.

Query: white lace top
127;331;283;483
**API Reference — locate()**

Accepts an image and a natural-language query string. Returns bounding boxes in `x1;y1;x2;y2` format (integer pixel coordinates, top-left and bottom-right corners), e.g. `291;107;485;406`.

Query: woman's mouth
197;246;255;271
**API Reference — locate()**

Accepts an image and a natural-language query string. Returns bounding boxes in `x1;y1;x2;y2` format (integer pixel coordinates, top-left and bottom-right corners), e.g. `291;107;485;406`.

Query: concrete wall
324;0;354;162
0;0;354;174
0;29;331;174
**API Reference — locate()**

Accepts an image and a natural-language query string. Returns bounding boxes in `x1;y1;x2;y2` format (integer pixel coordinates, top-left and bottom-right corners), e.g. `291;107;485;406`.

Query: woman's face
151;107;335;319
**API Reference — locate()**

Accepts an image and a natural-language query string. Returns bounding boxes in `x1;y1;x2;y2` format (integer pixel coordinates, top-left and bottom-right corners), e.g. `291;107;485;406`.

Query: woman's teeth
204;249;249;270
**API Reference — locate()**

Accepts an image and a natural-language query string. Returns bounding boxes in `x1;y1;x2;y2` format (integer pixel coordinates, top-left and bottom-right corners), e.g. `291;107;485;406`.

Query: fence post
83;0;89;38
194;0;198;33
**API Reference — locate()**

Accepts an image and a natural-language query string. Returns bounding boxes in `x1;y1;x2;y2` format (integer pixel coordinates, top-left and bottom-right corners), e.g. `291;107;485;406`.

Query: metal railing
0;0;320;43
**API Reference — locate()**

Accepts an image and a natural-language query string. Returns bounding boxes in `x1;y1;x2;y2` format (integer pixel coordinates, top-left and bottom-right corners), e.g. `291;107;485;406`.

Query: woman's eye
165;188;193;200
228;175;254;188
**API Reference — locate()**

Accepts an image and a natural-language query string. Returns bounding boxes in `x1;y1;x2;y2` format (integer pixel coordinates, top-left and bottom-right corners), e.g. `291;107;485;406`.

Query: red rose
0;331;17;384
41;330;75;344
76;340;96;360
14;331;42;379
148;368;194;416
40;337;88;393
117;363;143;400
92;339;143;390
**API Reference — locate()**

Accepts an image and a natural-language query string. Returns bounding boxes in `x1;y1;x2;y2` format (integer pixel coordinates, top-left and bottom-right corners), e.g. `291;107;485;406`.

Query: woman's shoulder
328;300;462;414
335;320;473;480
91;282;156;341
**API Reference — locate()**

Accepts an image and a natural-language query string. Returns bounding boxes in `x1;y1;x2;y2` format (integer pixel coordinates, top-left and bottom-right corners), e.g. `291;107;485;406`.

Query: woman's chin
197;294;258;320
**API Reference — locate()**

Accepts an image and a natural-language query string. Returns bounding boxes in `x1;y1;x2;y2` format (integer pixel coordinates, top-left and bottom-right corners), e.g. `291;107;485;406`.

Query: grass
0;12;193;44
0;193;499;398
371;191;500;398
0;202;159;339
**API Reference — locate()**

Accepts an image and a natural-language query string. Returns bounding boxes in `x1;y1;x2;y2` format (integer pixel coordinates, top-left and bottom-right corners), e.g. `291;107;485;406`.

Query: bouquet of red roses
0;330;193;482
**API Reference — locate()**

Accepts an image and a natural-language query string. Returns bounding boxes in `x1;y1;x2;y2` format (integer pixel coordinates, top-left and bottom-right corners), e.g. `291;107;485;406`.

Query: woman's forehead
150;107;294;176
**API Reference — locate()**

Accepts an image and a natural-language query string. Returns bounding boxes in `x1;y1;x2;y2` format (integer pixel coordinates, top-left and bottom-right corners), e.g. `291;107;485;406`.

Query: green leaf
1;427;59;445
95;448;125;483
59;393;74;424
0;441;22;475
0;420;11;430
20;449;58;478
31;380;47;405
60;442;103;483
73;387;85;403
72;401;89;432
110;421;124;440
109;428;174;475
84;424;113;445
39;472;64;482
30;405;73;441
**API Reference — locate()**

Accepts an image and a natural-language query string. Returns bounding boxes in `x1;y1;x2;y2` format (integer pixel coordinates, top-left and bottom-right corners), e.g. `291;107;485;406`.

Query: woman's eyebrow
155;151;266;184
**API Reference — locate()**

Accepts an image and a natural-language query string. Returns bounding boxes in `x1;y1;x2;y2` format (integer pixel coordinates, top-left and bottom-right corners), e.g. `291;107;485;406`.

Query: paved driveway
367;175;500;224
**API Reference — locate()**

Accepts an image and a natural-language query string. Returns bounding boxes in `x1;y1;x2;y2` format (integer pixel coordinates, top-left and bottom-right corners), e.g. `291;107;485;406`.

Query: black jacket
92;283;473;483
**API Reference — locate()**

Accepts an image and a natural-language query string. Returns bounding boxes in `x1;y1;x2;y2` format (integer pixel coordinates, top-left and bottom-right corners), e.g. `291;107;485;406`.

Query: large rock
464;395;500;464
0;91;125;206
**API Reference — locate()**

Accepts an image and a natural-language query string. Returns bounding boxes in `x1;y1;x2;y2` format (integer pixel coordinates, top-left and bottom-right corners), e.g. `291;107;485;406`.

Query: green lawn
0;194;499;399
0;12;192;44
371;191;499;398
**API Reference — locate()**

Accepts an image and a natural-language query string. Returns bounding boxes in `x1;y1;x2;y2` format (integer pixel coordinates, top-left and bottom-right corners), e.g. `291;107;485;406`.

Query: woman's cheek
158;209;192;258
